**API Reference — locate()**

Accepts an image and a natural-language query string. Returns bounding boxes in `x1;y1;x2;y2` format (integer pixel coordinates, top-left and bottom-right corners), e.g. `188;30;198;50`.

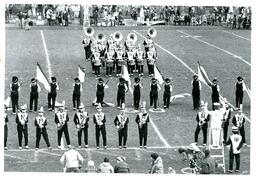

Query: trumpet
84;27;94;37
113;31;123;42
147;27;157;38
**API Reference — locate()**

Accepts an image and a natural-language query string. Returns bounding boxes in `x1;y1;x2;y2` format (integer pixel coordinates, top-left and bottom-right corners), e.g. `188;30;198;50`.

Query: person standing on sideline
149;153;164;174
16;104;29;150
114;156;130;173
48;77;59;111
10;76;20;114
135;105;150;149
235;76;246;109
163;78;172;109
73;103;89;148
114;107;129;149
150;78;161;110
98;157;114;173
232;109;246;145
209;78;220;110
194;101;210;146
93;104;107;149
192;74;201;110
133;77;143;111
29;78;41;112
4;110;8;150
60;146;84;173
34;107;52;150
226;126;243;173
117;78;128;109
72;78;83;110
55;103;71;149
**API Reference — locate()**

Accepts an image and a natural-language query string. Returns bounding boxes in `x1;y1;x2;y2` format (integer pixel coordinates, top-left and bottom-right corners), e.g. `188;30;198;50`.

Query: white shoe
35;148;39;151
25;146;29;150
4;147;8;150
58;146;61;149
48;147;52;150
104;146;107;149
78;146;82;149
19;147;22;150
85;145;88;148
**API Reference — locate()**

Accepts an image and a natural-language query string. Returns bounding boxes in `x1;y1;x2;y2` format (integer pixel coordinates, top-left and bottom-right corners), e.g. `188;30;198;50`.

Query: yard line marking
176;30;251;66
222;30;251;41
134;30;251;124
135;149;142;160
93;150;141;160
4;154;27;161
85;149;92;160
133;30;196;74
38;150;62;157
40;30;52;78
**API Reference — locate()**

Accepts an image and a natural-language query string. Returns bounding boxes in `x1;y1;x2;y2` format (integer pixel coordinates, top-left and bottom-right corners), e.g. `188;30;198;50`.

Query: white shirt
60;149;83;168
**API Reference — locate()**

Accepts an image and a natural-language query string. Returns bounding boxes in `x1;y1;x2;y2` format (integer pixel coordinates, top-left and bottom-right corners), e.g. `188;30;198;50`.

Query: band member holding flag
55;103;71;149
192;74;201;110
48;77;59;111
135;103;150;149
35;107;52;150
72;78;83;110
74;103;89;148
194;101;210;146
10;76;20;114
235;76;245;109
117;78;128;109
163;78;172;109
29;78;41;112
93;104;107;149
232;109;246;145
114;105;129;149
16;104;29;150
133;77;143;111
150;78;161;110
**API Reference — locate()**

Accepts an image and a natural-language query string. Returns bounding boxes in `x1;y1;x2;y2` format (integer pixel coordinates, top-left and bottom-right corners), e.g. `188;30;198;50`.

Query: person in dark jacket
16;104;29;150
117;78;128;109
150;78;161;110
192;74;201;110
72;78;83;110
235;76;245;109
4;110;8;150
163;78;172;109
114;156;130;173
48;77;59;111
133;77;143;110
29;78;41;112
209;78;220;110
10;76;20;114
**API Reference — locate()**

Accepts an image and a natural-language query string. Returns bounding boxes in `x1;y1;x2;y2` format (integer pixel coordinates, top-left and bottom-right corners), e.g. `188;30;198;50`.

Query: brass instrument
127;33;137;43
78;112;87;131
198;112;206;127
96;113;103;128
147;27;157;38
57;113;66;130
113;31;123;42
84;27;95;37
96;33;105;42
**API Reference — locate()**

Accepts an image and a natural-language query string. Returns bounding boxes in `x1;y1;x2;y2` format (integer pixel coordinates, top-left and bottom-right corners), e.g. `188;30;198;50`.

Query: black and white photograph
2;0;253;175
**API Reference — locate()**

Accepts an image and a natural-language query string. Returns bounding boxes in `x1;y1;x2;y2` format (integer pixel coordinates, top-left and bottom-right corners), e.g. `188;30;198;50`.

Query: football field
4;25;251;174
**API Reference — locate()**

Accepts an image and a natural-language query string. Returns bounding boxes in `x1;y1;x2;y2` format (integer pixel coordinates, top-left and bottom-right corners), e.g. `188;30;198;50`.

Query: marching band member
98;41;106;68
125;48;136;76
226;126;243;173
114;105;129;149
55;103;71;149
82;36;93;60
135;44;145;76
143;34;154;53
105;48;115;77
222;99;233;145
16;104;29;150
146;47;156;76
208;78;220;110
117;78;128;109
135;104;150;149
133;77;143;111
150;78;161;110
48;77;59;111
73;103;89;148
163;78;172;109
194;101;210;146
232;109;246;145
10;76;20;114
29;78;41;112
72;78;83;110
192;74;201;110
114;45;125;76
35;107;52;150
4;110;8;150
93;104;107;149
96;78;107;106
91;48;102;77
235;76;246;109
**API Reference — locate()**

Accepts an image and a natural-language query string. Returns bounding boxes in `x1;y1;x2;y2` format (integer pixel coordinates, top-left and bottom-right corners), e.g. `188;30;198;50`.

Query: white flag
154;66;164;85
78;65;85;83
36;63;50;92
122;65;133;94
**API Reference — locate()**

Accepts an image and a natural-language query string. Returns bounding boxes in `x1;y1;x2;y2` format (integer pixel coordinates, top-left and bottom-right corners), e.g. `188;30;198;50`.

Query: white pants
211;128;221;146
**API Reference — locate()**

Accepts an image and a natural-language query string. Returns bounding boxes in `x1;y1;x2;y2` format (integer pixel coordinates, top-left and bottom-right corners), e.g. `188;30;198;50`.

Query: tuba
113;31;123;42
84;27;95;37
127;33;137;43
147;27;157;38
96;33;105;42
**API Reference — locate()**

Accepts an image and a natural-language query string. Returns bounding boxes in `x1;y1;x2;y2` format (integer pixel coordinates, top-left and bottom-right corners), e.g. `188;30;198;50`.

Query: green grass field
4;25;251;174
